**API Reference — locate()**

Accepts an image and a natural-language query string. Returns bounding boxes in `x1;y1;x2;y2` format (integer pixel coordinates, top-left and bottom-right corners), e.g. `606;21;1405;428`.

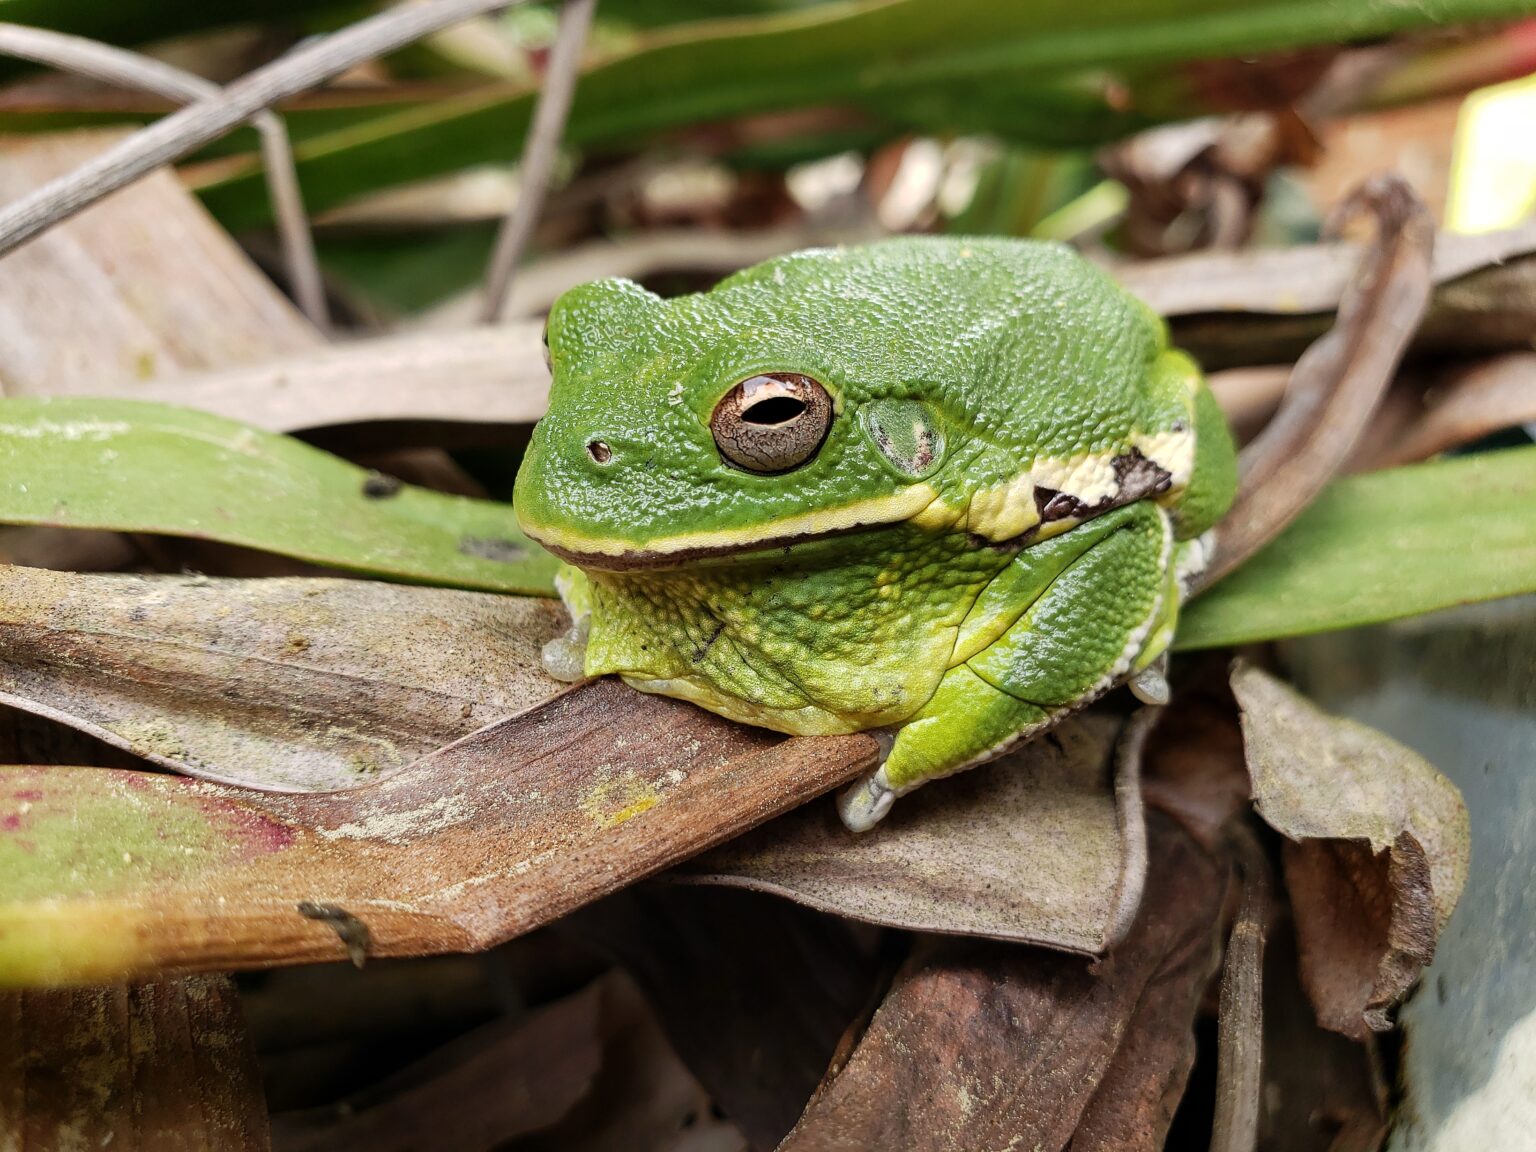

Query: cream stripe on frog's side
525;428;1196;562
908;424;1196;546
525;483;941;560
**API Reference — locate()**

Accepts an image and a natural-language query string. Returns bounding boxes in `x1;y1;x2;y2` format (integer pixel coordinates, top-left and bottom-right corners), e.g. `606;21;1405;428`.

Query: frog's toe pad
540;616;590;683
1128;660;1171;705
837;766;895;833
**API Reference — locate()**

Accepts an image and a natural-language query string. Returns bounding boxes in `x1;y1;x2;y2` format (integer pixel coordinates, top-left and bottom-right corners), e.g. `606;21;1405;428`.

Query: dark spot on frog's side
1036;488;1090;523
691;620;726;664
459;536;529;564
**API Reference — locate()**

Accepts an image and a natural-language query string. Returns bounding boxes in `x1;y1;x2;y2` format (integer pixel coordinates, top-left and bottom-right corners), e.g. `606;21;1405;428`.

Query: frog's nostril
586;439;613;464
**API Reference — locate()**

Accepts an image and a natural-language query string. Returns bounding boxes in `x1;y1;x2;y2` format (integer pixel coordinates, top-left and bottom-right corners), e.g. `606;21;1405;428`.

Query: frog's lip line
521;484;940;571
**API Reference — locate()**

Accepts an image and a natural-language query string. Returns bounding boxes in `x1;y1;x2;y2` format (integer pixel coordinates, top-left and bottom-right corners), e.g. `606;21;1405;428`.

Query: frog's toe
1128;656;1170;705
837;766;895;833
540;615;590;683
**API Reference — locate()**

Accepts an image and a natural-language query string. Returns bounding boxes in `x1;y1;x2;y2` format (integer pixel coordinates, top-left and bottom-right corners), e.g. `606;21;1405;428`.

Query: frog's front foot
541;614;590;683
837;768;895;832
837;728;900;832
836;501;1175;833
1127;654;1171;705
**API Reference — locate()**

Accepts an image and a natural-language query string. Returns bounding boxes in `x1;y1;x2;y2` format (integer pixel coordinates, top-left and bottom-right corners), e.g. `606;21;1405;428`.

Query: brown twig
480;0;598;323
1192;175;1434;591
1209;828;1271;1152
0;23;329;330
0;0;525;260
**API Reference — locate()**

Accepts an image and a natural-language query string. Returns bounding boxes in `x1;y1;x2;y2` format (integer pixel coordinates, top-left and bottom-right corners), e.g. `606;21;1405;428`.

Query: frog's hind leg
838;501;1173;831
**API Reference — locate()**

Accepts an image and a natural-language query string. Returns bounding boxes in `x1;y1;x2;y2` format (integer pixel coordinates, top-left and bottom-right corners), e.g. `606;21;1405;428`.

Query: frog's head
514;262;952;570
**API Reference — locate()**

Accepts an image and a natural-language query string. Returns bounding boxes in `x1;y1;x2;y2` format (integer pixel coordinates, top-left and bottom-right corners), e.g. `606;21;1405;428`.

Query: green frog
514;237;1237;831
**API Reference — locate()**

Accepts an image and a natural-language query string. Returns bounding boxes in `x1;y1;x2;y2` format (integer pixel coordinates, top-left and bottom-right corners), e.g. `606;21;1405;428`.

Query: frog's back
711;236;1172;464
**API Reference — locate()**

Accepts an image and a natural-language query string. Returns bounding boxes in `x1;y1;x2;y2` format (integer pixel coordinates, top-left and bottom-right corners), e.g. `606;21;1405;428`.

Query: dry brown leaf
0;678;878;985
567;887;880;1150
1258;914;1388;1152
685;712;1145;954
0;976;269;1150
515;971;749;1152
125;325;549;435
1116;220;1535;319
0;131;317;393
777;816;1225;1152
268;979;603;1151
1232;663;1469;1039
0;568;570;791
1209;364;1293;443
1140;682;1252;852
1376;352;1536;468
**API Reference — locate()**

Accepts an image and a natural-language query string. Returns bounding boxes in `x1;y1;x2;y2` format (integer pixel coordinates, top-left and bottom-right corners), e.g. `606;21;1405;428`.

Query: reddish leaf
0;679;877;985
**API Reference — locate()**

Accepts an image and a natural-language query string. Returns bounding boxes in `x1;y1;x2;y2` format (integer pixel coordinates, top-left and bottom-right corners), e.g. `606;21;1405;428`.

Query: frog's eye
711;372;832;474
540;316;553;374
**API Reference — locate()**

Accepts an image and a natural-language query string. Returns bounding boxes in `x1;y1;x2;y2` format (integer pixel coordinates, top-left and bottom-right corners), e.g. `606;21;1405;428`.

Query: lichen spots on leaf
580;768;662;829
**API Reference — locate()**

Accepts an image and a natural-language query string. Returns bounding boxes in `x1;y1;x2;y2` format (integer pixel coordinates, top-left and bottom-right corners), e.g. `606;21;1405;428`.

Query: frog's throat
524;483;941;571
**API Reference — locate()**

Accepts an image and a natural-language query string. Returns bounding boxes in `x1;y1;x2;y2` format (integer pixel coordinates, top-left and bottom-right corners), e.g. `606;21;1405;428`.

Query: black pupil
741;396;806;425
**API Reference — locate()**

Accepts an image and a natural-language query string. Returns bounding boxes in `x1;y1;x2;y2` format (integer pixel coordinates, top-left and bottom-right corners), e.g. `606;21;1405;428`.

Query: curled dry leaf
1197;175;1435;590
269;978;604;1152
1231;663;1469;1039
0;396;560;594
0;678;878;986
1375;351;1536;468
1207;364;1292;443
0;976;268;1150
777;816;1225;1152
686;712;1146;954
1138;685;1251;851
0;568;569;791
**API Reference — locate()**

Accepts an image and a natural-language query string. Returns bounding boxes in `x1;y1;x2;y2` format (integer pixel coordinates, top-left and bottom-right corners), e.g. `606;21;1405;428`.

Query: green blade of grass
1178;446;1536;650
193;0;1536;229
0;396;559;595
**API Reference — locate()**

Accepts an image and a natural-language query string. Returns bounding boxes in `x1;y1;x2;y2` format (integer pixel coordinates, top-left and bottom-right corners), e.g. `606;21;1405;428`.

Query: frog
513;236;1238;832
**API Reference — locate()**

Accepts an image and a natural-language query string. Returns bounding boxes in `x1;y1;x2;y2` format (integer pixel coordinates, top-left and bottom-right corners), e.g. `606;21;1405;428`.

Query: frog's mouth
521;483;941;572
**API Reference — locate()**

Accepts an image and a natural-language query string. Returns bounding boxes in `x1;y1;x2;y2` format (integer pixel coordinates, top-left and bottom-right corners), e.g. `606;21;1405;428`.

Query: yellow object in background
1447;72;1536;233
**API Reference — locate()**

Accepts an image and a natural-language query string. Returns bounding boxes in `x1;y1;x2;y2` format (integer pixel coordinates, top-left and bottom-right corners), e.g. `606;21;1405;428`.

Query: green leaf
1178;447;1536;649
0;397;559;595
194;0;1536;229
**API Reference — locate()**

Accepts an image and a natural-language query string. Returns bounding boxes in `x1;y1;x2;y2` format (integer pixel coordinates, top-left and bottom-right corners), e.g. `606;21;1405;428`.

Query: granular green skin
585;524;1016;733
515;236;1238;822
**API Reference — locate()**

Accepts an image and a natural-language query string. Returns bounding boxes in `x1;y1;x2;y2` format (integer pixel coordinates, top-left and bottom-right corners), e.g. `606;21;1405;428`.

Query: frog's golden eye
711;372;832;474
